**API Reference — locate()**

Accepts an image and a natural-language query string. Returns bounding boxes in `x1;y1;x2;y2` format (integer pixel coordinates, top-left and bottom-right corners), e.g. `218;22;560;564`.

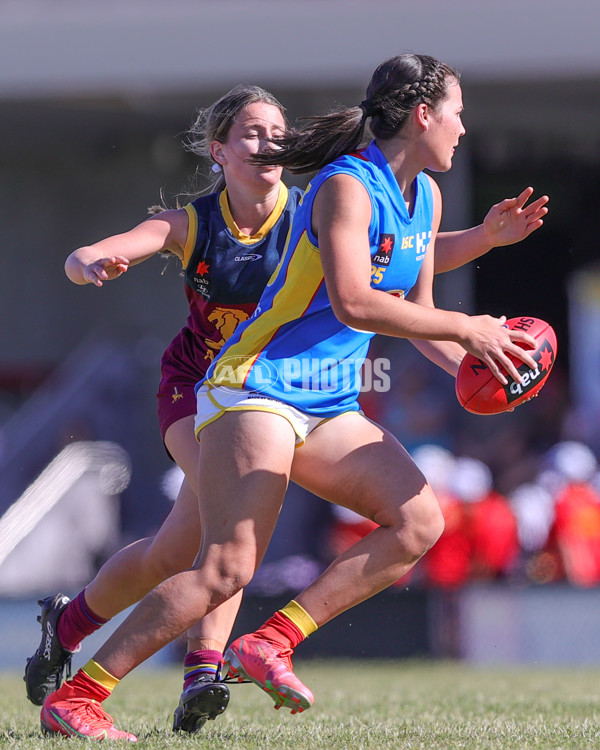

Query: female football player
34;65;547;739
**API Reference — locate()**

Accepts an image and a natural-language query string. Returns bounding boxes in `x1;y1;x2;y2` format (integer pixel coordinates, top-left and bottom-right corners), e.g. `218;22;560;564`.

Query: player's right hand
84;256;130;286
459;314;537;386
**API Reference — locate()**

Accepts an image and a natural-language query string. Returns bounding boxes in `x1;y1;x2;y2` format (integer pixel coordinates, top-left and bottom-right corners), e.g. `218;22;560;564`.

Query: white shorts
194;384;334;446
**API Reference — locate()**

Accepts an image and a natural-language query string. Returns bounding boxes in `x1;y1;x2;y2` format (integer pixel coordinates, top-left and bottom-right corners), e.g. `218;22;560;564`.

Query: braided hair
362;54;459;139
251;54;459;174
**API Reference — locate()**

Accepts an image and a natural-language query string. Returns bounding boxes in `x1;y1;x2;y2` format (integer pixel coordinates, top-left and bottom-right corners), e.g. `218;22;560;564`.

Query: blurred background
2;0;600;667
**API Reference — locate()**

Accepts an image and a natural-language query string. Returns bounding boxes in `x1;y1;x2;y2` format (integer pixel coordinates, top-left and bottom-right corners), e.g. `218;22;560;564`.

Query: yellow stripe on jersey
182;203;198;269
209;230;323;388
219;183;289;244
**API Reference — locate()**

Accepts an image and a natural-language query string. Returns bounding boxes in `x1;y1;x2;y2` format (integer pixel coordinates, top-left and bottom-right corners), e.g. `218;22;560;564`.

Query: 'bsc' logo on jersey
373;234;395;266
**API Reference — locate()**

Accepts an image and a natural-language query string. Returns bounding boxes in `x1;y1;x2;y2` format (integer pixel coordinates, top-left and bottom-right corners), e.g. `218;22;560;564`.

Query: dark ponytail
252;53;459;174
253;106;369;174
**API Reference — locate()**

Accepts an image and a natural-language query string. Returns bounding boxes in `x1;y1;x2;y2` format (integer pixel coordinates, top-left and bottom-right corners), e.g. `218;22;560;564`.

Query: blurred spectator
543;440;598;485
360;339;461;453
510;483;555;555
509;482;558;584
450;456;519;581
543;441;600;587
413;445;471;589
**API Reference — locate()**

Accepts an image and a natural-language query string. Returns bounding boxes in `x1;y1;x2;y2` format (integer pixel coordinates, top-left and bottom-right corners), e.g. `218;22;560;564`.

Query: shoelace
275;646;294;671
64;654;73;682
62;697;116;728
221;673;252;684
218;660;251;684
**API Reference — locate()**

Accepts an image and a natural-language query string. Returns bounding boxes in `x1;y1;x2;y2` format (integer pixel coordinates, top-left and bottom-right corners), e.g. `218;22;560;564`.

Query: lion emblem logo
204;307;250;362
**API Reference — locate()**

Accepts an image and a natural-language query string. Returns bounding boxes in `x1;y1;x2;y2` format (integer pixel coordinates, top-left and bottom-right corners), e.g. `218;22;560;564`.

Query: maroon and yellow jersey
157;183;302;438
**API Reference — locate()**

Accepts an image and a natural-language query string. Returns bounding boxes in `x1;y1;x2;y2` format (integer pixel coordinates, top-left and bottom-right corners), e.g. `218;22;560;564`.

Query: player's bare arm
407;177;467;376
434;186;549;274
64;208;189;286
314;174;460;338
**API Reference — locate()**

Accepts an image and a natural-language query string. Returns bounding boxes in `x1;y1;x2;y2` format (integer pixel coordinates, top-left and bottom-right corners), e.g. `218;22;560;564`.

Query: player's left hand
483;187;549;247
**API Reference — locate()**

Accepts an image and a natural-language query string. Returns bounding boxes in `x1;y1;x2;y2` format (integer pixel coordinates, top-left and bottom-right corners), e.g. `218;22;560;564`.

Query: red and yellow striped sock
254;600;318;650
66;660;119;702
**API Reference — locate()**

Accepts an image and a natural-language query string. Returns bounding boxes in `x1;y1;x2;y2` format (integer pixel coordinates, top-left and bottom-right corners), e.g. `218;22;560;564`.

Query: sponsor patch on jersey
234;253;262;262
192;260;210;297
373;234;395;266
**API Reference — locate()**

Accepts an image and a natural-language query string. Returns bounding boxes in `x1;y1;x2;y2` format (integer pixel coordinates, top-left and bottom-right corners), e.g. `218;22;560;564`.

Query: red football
455;316;557;415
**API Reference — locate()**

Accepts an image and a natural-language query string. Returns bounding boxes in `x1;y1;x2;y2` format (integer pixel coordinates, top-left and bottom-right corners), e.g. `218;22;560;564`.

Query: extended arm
405;179;467;377
314;174;537;384
434;187;549;274
64;209;188;286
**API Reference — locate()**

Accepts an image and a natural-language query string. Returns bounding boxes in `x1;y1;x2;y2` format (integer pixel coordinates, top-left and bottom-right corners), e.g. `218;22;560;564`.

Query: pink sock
56;590;109;652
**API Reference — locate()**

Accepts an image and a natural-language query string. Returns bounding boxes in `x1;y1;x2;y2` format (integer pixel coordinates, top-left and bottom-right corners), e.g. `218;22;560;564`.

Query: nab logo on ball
456;316;558;415
506;341;554;403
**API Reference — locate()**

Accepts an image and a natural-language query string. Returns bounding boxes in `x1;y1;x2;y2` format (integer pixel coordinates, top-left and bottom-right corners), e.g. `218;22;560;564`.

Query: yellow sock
280;600;318;639
81;659;120;693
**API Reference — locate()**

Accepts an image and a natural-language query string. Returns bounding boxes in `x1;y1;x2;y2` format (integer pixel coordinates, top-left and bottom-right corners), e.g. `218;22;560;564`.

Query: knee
384;492;445;562
196;551;256;604
145;542;194;585
407;494;445;559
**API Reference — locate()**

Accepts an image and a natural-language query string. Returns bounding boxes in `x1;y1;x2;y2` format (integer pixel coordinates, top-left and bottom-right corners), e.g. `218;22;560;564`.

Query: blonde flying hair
150;83;286;215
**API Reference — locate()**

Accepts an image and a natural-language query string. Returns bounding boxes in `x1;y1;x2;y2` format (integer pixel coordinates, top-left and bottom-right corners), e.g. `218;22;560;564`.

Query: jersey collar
219;183;289;244
362;140;418;222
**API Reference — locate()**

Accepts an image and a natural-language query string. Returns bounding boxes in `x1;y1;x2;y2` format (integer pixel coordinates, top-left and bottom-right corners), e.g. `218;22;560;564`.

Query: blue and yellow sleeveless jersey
204;141;434;416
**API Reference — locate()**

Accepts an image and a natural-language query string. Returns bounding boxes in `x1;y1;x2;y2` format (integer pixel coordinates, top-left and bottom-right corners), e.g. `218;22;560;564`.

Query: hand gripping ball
455;316;557;415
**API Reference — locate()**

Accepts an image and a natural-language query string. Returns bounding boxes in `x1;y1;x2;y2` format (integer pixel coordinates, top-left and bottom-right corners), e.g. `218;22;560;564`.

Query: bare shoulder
424;173;442;202
146;206;188;229
424;173;443;228
312;173;371;235
317;172;371;202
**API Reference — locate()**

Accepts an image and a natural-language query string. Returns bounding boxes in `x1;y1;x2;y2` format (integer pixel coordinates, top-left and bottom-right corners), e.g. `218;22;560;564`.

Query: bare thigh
165;415;200;496
145;476;201;575
142;413;203;570
291;411;438;528
194;409;297;582
83;415;201;615
288;412;444;626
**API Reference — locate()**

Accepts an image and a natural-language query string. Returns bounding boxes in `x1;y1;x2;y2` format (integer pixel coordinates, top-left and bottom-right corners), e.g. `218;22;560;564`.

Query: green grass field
2;660;600;749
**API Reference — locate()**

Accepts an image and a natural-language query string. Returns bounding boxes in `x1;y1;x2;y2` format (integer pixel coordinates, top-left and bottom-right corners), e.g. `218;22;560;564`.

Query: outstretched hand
483;187;549;247
83;256;130;287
